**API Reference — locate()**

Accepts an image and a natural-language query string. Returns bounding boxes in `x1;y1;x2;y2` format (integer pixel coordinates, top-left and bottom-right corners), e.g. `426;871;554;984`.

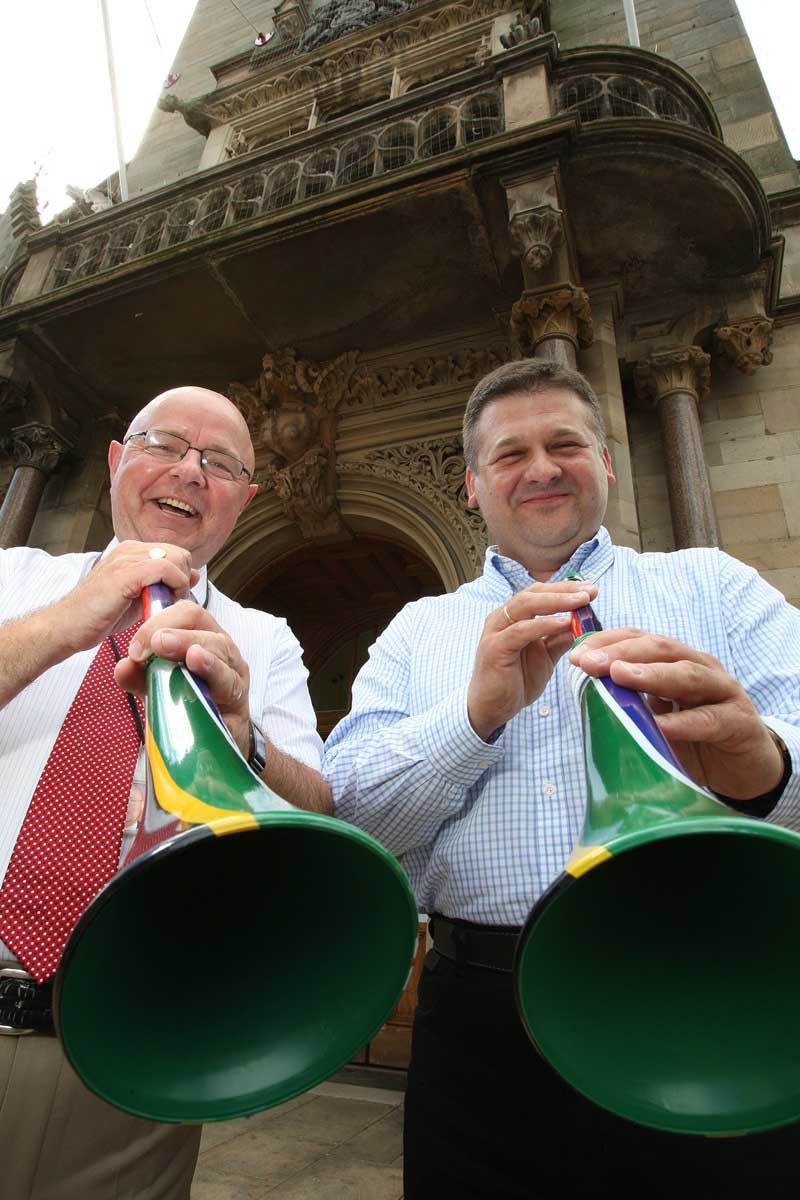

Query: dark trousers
403;950;799;1199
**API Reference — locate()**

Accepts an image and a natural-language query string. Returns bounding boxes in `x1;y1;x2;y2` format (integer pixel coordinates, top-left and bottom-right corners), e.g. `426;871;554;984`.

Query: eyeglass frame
122;428;253;483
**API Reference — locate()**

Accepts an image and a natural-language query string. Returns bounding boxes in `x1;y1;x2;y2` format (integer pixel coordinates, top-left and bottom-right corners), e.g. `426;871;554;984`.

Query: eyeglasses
123;429;252;483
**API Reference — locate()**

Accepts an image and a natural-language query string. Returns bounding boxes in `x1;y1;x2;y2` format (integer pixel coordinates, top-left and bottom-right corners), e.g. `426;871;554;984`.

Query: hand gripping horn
514;588;800;1136
54;583;418;1123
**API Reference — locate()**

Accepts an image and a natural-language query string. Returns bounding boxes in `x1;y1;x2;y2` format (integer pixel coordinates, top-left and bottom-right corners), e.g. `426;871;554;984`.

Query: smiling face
465;388;615;580
108;387;258;567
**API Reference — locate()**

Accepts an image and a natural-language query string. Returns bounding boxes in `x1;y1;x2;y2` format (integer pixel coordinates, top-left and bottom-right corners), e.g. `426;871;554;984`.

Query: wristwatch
247;721;267;773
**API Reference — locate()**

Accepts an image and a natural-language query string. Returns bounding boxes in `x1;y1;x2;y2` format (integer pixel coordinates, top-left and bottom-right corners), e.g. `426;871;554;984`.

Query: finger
608;658;737;706
496;613;574;651
495;589;592;630
114;657;145;696
572;632;719;674
654;703;748;746
184;642;247;711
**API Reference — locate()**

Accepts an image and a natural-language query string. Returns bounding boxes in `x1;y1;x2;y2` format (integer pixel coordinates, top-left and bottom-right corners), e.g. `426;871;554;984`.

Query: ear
602;445;616;486
465;467;480;510
108;440;123;480
241;482;258;512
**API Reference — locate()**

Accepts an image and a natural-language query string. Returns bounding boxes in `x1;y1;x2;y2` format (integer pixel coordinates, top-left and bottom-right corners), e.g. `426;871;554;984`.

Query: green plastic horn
54;584;418;1123
515;613;800;1137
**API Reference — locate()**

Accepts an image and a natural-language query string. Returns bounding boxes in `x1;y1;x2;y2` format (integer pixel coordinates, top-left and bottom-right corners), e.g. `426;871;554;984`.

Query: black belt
429;914;521;974
0;970;55;1035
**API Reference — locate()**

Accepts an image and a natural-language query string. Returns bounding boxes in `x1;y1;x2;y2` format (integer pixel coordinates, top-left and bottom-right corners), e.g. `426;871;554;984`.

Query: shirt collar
101;538;209;607
485;526;615;595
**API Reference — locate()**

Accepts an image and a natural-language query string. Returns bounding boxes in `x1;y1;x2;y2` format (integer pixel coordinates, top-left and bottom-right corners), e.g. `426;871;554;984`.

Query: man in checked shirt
324;357;800;1199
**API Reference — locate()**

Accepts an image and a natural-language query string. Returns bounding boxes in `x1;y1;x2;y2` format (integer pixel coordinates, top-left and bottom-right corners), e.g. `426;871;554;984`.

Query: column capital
510;284;593;355
1;422;73;473
715;316;774;375
634;346;710;406
508;205;564;274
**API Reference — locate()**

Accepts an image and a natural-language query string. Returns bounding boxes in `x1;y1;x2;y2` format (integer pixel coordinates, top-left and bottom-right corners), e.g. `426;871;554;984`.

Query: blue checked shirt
324;527;800;925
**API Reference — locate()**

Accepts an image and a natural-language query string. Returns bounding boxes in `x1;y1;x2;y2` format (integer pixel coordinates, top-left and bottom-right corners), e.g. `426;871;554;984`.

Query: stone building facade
1;0;799;697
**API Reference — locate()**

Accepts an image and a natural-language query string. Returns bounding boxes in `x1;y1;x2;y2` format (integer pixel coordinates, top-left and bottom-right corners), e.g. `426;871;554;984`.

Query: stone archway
236;533;444;736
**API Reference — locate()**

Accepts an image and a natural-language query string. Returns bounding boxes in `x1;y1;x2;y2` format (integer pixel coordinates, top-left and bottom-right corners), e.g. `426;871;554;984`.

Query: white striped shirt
324;527;800;925
0;543;322;959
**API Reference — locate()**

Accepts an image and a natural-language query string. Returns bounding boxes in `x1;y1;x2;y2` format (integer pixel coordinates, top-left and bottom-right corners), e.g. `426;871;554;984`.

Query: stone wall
629;319;800;603
552;0;799;194
127;0;281;199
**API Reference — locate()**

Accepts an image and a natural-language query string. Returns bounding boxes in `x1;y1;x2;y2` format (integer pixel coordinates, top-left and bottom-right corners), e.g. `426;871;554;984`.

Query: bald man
0;387;329;1199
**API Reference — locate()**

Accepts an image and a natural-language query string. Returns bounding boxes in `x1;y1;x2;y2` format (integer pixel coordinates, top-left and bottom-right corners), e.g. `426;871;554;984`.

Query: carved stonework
274;0;310;39
338;437;487;573
158;94;217;138
500;13;542;48
230;349;365;539
510;285;593;353
345;345;508;407
206;0;511;120
715;317;774;376
509;205;563;273
0;422;72;473
634;346;711;406
299;0;411;52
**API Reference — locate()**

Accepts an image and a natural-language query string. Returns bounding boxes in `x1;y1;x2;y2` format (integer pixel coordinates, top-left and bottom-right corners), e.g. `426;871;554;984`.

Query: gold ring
503;603;514;626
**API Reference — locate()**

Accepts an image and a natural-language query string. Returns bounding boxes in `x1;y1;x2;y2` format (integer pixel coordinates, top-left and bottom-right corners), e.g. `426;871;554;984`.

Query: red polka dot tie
0;623;144;983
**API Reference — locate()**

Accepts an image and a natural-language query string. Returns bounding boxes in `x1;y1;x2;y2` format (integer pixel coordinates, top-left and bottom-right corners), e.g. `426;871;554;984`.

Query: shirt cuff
416;687;506;787
759;718;800;828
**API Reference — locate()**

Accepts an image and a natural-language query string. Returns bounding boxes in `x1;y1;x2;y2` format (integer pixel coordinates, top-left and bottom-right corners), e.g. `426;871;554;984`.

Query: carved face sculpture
264;403;319;465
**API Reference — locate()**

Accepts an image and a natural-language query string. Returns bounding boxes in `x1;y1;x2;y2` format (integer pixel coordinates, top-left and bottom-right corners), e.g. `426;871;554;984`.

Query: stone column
634;348;719;549
0;423;72;547
510;284;593;368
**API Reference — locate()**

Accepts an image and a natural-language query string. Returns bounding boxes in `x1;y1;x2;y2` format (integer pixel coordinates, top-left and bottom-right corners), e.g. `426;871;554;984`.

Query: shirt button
543;782;556;797
539;705;551;717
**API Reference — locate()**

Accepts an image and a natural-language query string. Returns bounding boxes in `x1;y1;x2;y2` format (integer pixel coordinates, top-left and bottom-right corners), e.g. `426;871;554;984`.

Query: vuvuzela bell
54;585;418;1123
514;652;800;1137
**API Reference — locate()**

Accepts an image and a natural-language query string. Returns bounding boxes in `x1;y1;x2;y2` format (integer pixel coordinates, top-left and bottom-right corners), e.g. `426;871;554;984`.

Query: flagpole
622;0;641;47
99;0;129;201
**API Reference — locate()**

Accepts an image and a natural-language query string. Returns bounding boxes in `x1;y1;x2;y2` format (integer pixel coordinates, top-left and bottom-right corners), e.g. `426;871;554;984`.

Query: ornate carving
634;346;711;405
206;0;511;120
0;422;72;473
715;317;774;376
230;349;364;539
158;94;218;138
299;0;411;52
346;345;507;407
274;0;310;39
500;13;541;48
510;285;593;353
508;205;563;273
338;437;487;573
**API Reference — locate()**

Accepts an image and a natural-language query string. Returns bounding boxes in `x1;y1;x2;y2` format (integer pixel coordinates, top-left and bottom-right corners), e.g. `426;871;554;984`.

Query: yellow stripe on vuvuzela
566;845;612;878
146;726;259;834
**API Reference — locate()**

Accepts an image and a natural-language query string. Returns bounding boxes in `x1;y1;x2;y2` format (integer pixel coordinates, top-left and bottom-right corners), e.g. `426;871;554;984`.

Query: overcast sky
1;0;797;221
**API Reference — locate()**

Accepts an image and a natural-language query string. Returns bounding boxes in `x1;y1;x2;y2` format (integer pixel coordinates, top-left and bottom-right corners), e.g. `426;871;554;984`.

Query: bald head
108;385;258;567
126;387;255;475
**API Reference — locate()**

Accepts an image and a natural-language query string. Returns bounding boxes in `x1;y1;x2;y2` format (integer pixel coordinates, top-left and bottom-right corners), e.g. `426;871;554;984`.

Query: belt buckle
0;966;37;1035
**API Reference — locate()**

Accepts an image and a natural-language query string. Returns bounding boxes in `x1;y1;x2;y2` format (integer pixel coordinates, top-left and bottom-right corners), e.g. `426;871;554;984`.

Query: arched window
302;150;337;198
164;200;199;246
265;163;301;210
419;108;457;158
194;188;230;234
74;235;110;279
461;93;502;144
134;212;166;257
230;174;265;223
379;123;416;173
337;137;377;185
105;223;138;268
